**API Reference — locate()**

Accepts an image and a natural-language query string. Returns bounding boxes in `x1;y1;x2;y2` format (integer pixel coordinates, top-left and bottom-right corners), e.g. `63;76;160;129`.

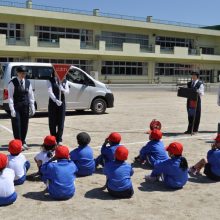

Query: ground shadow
163;130;217;137
138;181;181;192
198;130;216;134
85;187;116;200
32;110;107;119
163;132;186;137
188;175;215;184
94;167;104;175
26;173;41;182
0;143;41;151
0;113;9;119
131;161;152;170
23;190;54;202
0;110;106;120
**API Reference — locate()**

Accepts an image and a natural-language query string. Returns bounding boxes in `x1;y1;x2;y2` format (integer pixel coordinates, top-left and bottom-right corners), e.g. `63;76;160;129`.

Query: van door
66;68;96;109
32;66;53;111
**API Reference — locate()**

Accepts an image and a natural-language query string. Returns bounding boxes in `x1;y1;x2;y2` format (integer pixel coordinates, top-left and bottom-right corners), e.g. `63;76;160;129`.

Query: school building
1;0;220;84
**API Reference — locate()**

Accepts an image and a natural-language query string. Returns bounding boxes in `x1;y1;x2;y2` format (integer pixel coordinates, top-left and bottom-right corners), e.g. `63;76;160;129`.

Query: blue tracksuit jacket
139;140;169;166
151;157;188;189
103;160;134;191
70;145;95;176
40;159;78;200
207;149;220;176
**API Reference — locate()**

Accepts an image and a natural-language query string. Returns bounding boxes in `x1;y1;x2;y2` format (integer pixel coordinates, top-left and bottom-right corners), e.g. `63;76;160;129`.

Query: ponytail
179;156;188;171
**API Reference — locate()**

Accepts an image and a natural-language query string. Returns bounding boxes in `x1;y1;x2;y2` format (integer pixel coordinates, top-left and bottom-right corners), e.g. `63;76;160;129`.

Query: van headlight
105;84;109;90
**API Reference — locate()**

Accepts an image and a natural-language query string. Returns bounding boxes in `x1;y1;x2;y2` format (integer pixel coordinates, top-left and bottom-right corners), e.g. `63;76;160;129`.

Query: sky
6;0;220;26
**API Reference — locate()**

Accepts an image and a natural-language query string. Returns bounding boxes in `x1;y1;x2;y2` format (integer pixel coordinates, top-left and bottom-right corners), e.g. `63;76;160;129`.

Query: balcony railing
0;0;207;29
160;47;174;54
6;37;30;46
140;45;155;53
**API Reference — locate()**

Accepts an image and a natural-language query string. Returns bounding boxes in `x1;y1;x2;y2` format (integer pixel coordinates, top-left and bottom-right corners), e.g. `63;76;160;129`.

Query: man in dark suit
8;66;35;150
184;71;204;134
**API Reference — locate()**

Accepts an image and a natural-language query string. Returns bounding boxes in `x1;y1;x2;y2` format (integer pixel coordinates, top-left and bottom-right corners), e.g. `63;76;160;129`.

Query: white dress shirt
47;77;70;102
193;79;204;96
8;77;35;112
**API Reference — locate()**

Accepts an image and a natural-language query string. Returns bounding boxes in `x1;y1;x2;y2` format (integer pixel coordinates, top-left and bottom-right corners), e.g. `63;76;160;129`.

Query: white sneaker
22;144;30;151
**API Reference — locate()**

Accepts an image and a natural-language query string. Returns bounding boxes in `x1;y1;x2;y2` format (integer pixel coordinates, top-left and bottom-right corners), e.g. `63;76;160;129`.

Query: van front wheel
91;98;107;114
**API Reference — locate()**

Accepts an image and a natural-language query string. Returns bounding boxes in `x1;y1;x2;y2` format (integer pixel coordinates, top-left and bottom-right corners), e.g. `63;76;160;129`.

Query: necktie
192;81;195;87
20;80;24;90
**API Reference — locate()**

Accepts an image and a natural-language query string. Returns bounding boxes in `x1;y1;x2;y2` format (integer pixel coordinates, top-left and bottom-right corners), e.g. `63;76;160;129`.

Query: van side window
11;66;33;79
67;69;86;84
33;66;53;80
0;65;3;79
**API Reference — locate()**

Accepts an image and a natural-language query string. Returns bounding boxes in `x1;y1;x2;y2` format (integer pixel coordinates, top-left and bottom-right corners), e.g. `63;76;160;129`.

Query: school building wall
1;2;220;84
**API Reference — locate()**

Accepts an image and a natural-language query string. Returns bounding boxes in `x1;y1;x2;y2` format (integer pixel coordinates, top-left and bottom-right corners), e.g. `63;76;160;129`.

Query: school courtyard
0;85;220;220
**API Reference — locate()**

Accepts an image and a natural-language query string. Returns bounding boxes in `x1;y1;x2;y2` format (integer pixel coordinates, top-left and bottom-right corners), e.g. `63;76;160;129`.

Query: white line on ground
0;124;13;134
20;133;215;155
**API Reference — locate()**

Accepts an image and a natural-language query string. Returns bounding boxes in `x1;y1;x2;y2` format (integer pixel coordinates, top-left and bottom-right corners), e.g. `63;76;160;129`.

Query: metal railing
6;37;30;46
0;0;206;29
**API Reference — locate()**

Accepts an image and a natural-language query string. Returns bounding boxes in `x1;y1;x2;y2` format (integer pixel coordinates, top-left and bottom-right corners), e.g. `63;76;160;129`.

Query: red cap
115;146;128;161
215;134;220;143
108;132;121;143
43;135;56;146
55;146;69;159
166;142;183;156
8;139;22;154
150;119;162;130
0;153;8;169
150;129;162;140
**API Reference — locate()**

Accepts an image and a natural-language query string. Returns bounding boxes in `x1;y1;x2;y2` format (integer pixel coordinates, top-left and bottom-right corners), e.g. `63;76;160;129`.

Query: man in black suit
184;71;204;134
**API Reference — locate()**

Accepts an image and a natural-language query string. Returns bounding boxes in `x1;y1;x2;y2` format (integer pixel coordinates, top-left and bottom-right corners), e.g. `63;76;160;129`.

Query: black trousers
48;100;66;143
11;105;29;144
204;163;220;181
107;186;134;198
187;98;201;132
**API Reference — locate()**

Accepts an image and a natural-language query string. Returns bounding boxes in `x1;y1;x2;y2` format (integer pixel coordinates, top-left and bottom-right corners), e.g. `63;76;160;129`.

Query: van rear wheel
91;98;107;114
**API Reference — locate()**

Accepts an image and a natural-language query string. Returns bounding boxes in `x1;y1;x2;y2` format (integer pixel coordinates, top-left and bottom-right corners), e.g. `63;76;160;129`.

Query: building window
101;61;147;75
35;58;93;73
201;47;214;55
0;23;24;40
156;36;194;49
35;25;93;46
0;57;23;62
155;63;192;76
100;31;149;50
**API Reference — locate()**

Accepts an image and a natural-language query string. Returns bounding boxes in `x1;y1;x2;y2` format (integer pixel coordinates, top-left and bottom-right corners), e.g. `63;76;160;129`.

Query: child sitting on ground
189;134;220;181
34;135;56;170
134;129;168;167
0;153;17;206
103;146;134;198
95;132;121;167
70;132;95;176
7;139;30;185
145;142;188;189
40;145;78;200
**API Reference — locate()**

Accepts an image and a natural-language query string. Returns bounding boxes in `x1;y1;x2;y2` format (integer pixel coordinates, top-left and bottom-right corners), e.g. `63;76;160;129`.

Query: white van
0;62;114;114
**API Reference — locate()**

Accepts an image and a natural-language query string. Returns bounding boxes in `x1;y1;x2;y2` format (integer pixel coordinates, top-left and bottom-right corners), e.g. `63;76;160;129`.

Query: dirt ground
0;85;220;220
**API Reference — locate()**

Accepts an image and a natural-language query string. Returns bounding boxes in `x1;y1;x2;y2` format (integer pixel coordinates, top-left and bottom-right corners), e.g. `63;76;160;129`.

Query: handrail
0;0;207;29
